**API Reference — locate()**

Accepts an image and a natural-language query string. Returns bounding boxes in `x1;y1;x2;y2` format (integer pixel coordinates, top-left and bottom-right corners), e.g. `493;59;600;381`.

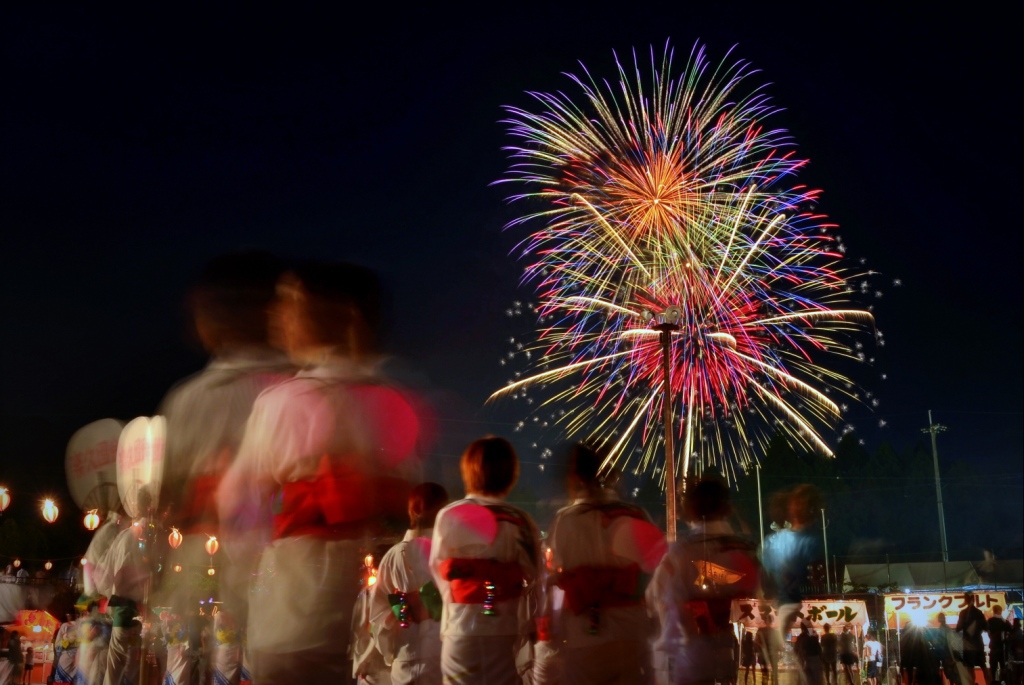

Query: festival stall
730;598;869;633
3;610;60;683
883;591;1007;630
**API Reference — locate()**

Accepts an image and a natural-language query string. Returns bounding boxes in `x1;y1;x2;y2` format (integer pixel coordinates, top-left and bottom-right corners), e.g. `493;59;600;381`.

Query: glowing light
207;568;216;576
13;559;21;568
42;499;59;523
168;528;183;549
205;536;219;556
493;43;874;484
364;554;374;569
0;486;10;512
173;564;182;573
367;573;377;586
84;510;101;531
44;561;53;571
80;557;87;566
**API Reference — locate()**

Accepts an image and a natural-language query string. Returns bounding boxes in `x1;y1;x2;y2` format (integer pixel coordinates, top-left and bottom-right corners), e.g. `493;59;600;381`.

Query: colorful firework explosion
490;43;875;485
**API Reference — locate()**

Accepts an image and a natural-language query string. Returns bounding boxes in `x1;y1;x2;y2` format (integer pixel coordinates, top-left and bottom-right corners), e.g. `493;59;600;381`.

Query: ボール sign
884;592;1007;629
117;416;166;518
66;419;124;511
731;599;868;628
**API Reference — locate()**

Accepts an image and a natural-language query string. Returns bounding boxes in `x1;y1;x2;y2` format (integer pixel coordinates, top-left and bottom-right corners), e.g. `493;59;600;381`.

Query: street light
921;410;949;562
641;305;682;542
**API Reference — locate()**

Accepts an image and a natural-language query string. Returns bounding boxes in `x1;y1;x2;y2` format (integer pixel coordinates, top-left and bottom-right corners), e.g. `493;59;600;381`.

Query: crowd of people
11;252;1021;685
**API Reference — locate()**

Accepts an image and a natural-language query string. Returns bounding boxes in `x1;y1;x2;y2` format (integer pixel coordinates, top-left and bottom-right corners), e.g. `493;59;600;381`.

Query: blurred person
352;544;394;685
837;624;857;685
820;623;838;685
52;612;79;684
987;605;1009;684
103;488;153;685
795;621;823;685
429;437;542;685
544;442;666;685
20;646;32;685
761;485;823;639
368;483;449;685
6;633;23;684
956;592;989;683
741;631;756;685
1009;618;1022;685
157;251;293;620
862;631;882;685
218;261;422;684
647;477;761;685
77;602;111;685
755;617;781;685
936;612;967;685
900;619;939;685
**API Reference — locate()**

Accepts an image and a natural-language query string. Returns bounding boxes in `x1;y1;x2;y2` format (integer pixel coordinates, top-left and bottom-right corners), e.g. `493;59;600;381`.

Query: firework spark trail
491;42;874;486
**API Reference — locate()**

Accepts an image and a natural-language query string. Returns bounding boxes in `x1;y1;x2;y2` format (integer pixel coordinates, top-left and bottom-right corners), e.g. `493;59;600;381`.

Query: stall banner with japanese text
730;599;867;629
884;592;1006;629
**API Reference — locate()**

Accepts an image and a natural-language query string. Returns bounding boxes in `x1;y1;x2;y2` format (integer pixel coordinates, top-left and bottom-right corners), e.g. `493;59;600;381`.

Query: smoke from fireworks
490;43;876;485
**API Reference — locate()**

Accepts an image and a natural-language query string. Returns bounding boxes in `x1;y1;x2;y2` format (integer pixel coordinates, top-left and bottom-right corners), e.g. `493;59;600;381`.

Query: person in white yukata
218;262;421;685
543;443;667;685
156;252;292;685
429;437;542;685
647;478;761;685
369;482;449;685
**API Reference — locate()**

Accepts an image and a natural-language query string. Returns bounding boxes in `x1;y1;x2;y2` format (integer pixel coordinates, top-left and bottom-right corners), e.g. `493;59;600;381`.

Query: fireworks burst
490;43;875;486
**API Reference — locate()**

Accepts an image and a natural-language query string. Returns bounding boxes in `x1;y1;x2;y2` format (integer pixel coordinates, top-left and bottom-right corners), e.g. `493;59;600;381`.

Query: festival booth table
884;591;1008;685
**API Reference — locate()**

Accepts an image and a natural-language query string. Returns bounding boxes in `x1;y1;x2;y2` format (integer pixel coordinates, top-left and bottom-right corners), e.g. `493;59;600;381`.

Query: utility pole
921;410;949;562
756;463;765;550
654;321;680;542
822;507;830;593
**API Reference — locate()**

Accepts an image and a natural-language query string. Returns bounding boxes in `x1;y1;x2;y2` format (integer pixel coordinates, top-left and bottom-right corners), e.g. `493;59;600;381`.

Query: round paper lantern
80;557;87;565
168;528;183;549
205;536;219;556
0;486;10;512
84;510;101;531
207;567;216;576
173;564;183;573
44;561;53;571
42;499;59;523
13;559;21;568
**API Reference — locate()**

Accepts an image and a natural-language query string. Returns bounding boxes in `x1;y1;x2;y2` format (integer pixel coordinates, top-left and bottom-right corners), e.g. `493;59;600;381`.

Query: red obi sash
272;454;376;539
556;564;643;614
440;558;526;604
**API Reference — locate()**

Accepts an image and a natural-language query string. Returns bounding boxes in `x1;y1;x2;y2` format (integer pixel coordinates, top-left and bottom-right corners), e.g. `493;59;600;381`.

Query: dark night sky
2;4;1020;559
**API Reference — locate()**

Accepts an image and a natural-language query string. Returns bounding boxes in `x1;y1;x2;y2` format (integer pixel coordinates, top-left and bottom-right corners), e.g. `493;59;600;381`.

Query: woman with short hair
429;437;541;685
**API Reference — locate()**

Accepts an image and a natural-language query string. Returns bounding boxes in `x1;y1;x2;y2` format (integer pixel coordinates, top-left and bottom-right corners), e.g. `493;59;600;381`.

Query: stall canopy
844;560;1023;592
731;599;868;630
845;562;978;591
8;609;60;640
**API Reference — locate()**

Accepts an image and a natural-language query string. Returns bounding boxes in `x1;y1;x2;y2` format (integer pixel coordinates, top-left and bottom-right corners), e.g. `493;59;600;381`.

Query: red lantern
168;528;183;549
0;486;10;513
41;499;59;523
205;536;219;556
84;510;101;531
